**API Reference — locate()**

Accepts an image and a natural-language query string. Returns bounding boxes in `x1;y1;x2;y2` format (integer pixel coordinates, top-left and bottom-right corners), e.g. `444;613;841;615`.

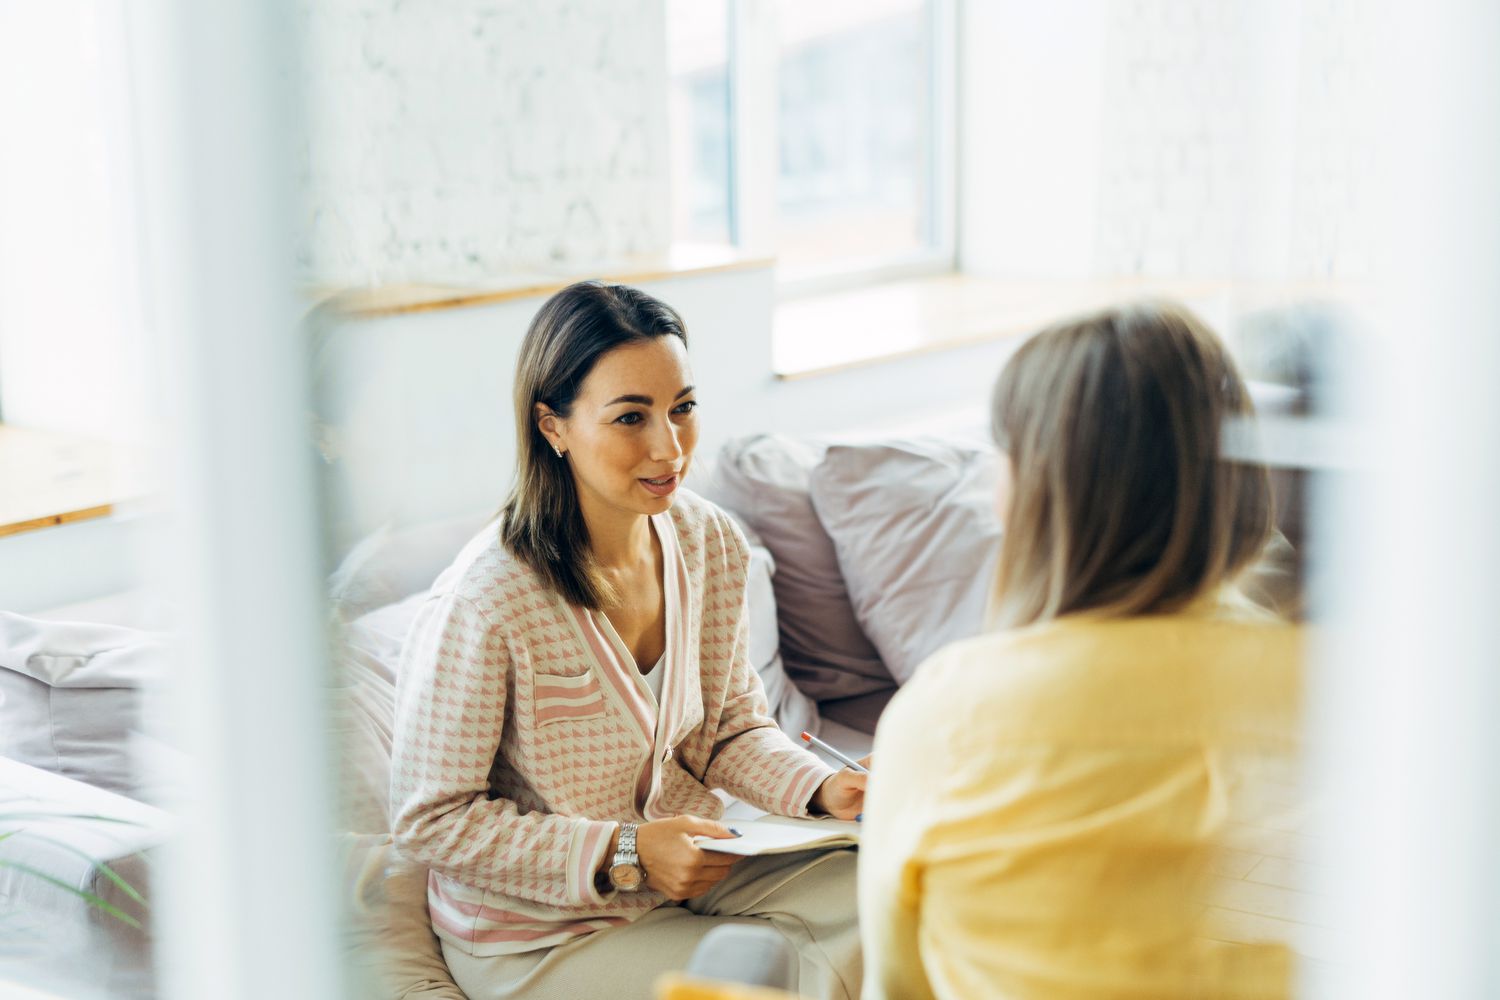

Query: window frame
715;0;959;298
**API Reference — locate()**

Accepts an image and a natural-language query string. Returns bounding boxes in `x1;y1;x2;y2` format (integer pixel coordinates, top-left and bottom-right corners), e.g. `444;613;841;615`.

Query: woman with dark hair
390;281;865;1000
859;303;1303;999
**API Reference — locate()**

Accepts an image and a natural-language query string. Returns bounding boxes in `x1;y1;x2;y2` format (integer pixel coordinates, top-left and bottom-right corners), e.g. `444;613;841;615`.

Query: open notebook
693;815;861;857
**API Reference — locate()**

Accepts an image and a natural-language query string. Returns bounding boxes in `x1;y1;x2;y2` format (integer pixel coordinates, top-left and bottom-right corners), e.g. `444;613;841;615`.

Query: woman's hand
634;815;742;901
809;754;873;820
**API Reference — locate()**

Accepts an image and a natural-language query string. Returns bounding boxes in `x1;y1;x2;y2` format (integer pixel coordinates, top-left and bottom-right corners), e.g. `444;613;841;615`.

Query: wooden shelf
309;244;774;321
0;426;145;538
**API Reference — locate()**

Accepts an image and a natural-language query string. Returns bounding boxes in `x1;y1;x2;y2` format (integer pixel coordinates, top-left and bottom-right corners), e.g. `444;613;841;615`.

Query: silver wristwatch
607;822;646;892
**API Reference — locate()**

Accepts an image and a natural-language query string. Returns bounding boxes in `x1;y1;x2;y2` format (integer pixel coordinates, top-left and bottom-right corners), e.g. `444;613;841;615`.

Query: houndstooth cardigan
390;489;837;956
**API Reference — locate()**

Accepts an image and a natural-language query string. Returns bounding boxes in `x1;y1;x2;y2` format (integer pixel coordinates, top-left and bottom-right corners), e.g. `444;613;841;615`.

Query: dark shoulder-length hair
500;280;688;610
989;301;1273;629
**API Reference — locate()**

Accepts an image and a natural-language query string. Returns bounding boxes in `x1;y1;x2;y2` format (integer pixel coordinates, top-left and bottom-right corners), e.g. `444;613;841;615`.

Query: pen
800;731;868;773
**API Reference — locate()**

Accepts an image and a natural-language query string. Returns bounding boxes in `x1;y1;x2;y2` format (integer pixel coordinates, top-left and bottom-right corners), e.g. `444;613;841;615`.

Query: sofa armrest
0;757;172;999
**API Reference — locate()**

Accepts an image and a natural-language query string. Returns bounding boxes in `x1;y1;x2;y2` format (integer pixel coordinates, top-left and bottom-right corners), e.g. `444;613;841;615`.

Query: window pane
774;0;933;275
667;0;732;245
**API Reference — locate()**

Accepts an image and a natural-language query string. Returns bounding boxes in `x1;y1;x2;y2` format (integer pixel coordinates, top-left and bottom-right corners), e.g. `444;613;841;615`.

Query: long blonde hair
500;281;688;610
990;302;1272;629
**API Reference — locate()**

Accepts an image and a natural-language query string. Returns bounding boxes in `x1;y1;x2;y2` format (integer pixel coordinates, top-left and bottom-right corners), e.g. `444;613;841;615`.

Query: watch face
609;862;644;891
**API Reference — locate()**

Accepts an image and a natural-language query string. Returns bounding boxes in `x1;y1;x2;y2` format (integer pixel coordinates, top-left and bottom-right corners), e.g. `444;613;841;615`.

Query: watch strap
600;822;645;893
616;822;639;862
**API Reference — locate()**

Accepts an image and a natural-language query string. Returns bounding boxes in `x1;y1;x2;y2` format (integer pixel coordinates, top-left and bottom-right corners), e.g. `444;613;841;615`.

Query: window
0;0;151;444
666;1;733;245
667;0;955;291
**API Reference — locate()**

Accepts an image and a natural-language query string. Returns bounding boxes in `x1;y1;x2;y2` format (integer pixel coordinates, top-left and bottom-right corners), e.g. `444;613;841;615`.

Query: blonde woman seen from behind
859;303;1303;1000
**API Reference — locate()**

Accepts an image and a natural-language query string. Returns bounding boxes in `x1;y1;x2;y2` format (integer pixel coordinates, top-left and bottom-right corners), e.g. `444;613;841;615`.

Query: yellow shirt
859;613;1304;1000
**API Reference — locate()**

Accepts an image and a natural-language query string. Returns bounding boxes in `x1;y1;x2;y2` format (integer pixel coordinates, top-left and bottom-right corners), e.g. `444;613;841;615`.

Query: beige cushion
341;835;468;999
809;440;1001;684
334;601;467;997
706;435;896;706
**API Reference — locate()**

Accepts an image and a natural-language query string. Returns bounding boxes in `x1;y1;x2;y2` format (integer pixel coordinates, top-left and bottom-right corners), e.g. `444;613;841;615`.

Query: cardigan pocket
530;670;608;726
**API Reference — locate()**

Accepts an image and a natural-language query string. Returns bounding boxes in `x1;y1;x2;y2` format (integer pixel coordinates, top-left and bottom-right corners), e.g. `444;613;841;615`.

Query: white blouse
642;653;666;705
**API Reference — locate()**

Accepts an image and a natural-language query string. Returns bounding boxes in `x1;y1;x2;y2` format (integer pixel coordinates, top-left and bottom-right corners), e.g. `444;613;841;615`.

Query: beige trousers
441;847;861;1000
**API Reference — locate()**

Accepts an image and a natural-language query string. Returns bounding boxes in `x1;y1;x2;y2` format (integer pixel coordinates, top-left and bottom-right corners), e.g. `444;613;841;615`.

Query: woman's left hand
809;755;873;820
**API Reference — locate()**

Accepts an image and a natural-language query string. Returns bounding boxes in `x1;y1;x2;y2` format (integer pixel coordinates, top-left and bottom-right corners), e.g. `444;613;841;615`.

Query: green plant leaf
0;807;151;924
0;860;143;930
2;833;150;909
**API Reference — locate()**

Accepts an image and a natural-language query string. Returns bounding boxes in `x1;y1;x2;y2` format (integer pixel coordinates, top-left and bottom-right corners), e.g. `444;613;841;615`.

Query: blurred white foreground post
1311;2;1500;998
126;0;346;997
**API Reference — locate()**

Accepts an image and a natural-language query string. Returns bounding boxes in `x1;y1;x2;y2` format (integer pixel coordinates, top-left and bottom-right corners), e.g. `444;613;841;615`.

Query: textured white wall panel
1092;0;1377;281
961;0;1377;283
298;0;671;285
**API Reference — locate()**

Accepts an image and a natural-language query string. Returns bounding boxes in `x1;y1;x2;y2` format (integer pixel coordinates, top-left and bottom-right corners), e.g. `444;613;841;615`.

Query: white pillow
329;512;493;621
342;592;429;689
0;612;168;800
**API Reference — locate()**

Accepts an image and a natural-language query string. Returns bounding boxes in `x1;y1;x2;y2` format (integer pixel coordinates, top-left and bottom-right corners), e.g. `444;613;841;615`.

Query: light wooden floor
1204;768;1330;986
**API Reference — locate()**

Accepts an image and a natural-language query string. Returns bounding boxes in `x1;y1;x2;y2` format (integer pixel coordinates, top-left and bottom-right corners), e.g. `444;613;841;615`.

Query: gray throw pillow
809;439;1002;684
704;435;897;708
735;521;821;738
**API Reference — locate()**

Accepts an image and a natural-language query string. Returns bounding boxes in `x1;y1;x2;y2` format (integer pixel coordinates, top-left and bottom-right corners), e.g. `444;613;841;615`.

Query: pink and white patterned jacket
390;489;837;956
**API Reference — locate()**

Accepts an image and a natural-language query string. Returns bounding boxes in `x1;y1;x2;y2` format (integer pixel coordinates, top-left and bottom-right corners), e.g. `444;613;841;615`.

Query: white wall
298;0;673;285
0;513;152;614
958;0;1108;279
960;0;1377;282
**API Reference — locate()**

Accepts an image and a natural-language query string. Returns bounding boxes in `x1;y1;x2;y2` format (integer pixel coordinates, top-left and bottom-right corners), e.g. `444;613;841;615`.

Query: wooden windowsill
0;426;146;538
309;244;774;321
772;273;1357;379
